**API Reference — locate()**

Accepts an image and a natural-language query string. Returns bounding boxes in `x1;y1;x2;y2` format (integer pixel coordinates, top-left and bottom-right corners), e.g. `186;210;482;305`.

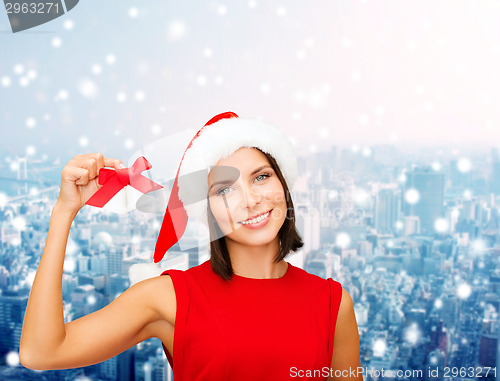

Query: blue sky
1;0;500;165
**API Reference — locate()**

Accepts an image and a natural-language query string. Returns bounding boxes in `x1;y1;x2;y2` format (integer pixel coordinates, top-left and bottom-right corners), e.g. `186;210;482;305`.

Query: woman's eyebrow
249;164;272;176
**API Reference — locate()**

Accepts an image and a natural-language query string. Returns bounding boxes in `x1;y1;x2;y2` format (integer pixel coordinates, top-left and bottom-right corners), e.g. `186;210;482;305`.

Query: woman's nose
240;184;262;208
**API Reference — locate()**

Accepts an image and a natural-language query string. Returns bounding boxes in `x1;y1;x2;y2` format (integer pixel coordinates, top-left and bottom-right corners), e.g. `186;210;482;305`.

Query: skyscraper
375;188;401;234
0;288;29;353
403;166;445;234
490;148;500;194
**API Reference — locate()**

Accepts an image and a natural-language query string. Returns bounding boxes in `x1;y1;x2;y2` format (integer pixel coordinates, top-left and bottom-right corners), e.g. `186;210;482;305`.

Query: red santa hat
153;111;297;263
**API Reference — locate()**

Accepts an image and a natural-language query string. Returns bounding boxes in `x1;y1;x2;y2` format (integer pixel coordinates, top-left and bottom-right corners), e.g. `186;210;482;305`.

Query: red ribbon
86;156;163;208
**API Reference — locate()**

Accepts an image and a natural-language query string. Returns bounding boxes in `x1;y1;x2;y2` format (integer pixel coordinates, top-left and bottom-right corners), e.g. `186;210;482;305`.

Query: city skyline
1;143;499;378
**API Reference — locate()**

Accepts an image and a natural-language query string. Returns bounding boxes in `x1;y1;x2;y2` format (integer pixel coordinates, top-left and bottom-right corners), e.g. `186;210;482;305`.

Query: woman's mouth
239;209;272;228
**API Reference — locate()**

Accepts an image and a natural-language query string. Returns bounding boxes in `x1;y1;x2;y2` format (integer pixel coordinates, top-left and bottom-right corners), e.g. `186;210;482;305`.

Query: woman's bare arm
21;273;174;370
19;153;175;370
329;288;363;381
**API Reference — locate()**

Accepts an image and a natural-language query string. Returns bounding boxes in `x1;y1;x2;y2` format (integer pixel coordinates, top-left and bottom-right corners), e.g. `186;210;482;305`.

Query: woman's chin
224;230;280;248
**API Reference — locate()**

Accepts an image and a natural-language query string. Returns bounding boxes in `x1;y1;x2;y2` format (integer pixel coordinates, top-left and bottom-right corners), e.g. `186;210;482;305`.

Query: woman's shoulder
159;260;210;277
109;274;177;329
292;263;341;287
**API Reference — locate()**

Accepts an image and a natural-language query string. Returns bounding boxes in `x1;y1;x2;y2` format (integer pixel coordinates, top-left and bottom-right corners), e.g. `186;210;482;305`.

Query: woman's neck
225;237;287;279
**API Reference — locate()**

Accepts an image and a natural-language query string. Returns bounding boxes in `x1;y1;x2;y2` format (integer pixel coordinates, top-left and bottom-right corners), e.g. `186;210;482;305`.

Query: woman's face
207;147;287;247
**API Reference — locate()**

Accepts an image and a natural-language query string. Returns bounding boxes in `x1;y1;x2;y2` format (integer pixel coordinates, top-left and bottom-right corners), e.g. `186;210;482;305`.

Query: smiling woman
19;112;361;381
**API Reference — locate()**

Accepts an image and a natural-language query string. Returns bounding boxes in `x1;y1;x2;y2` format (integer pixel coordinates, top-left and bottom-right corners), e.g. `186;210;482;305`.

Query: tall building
490;148;500;194
0;289;29;354
403;166;445;234
375;188;401;234
106;248;123;276
305;253;332;279
478;321;498;370
181;236;209;268
315;146;338;187
295;203;320;253
449;159;472;189
460;198;481;221
404;216;420;236
357;240;373;257
99;347;134;381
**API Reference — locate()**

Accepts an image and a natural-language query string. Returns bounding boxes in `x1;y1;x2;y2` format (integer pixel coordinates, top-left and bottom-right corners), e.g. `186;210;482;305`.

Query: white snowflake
128;7;139;18
456;283;471;299
0;193;8;208
27;70;37;80
135;91;145;101
77;78;98;99
372;338;386;357
26;145;36;156
167;21;187;41
124;139;134;149
261;83;271;94
5;351;19;367
52;37;62;48
336;232;351;248
217;5;227;16
63;257;76;273
13;64;24;74
92;64;102;75
276;6;286;16
12;216;27;231
79;136;89;147
63;19;74;30
19;77;29;87
457;158;472;173
196;76;207;86
117;92;127;103
151;124;161;135
404;188;420;205
434;218;448;233
106;54;116;65
25;117;36;128
1;76;11;87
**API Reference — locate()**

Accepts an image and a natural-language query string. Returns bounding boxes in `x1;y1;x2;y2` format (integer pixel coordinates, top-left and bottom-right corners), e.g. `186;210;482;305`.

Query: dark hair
207;148;304;281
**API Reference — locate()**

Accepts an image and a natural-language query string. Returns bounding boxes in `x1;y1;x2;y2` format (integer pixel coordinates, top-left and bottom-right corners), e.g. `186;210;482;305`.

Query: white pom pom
129;263;162;285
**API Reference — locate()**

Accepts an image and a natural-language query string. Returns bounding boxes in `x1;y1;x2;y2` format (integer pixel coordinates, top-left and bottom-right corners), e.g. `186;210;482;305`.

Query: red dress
160;260;343;380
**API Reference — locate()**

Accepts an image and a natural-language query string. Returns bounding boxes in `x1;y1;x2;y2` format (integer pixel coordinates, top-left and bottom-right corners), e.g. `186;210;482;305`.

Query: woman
19;112;362;380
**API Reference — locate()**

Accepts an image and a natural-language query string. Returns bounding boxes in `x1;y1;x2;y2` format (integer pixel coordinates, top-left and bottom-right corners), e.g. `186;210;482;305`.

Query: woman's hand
56;153;124;214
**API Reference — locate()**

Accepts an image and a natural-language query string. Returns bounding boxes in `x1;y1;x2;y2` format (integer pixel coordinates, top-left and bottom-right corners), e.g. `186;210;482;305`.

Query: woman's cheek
267;188;286;205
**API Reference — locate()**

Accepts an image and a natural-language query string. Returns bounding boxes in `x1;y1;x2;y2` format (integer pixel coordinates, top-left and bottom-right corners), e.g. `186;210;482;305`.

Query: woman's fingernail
119;163;126;169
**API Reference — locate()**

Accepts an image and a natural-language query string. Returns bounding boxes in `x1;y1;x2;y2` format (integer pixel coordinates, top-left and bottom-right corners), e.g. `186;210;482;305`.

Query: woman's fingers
104;157;125;170
93;153;105;173
62;154;122;186
68;154;124;183
61;166;91;185
70;154;101;181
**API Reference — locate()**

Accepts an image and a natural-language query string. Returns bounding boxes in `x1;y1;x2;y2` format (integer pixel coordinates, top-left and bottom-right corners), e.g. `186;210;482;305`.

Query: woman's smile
239;209;273;228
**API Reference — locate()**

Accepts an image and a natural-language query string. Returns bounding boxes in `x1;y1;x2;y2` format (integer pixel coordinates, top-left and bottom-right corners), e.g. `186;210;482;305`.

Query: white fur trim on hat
177;117;297;225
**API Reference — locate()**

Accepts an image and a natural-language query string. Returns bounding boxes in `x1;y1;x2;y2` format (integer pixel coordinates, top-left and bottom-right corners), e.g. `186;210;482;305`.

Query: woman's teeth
241;210;270;225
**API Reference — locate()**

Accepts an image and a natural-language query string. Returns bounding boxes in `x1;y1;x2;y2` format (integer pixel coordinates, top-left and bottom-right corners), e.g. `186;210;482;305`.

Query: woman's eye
215;187;231;196
255;173;270;182
215;174;270;196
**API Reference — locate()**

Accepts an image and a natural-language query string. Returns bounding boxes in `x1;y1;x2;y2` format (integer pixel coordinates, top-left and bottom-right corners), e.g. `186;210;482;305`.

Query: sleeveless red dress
160;260;342;380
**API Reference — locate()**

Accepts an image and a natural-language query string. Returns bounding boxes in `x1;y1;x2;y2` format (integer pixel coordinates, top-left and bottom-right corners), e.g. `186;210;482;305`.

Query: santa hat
153;111;297;263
